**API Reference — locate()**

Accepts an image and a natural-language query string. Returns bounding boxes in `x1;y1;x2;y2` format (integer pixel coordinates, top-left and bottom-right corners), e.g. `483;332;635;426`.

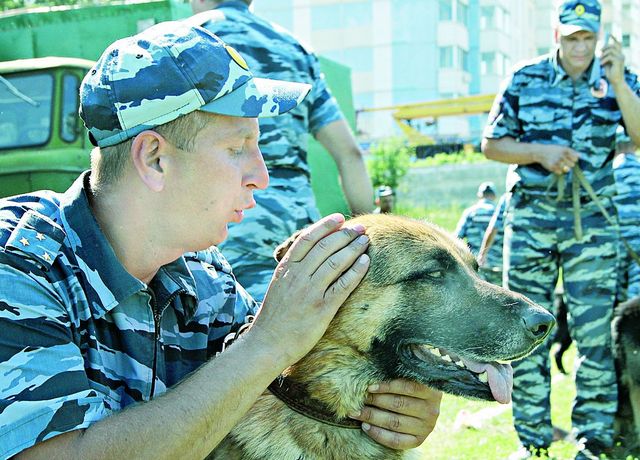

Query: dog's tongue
462;359;514;404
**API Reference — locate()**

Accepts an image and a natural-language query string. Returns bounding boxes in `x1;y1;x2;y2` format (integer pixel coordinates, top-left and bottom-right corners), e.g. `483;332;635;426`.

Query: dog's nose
522;311;555;340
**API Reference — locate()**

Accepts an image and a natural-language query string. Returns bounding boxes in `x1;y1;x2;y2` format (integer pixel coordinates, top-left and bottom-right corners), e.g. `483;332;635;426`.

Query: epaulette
4;210;66;271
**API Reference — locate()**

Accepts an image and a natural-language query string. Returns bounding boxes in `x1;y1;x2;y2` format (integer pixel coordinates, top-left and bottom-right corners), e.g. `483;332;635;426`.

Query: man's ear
273;229;303;262
130;130;170;192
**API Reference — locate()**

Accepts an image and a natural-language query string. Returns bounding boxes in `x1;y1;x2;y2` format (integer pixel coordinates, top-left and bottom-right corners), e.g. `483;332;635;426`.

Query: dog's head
274;214;554;408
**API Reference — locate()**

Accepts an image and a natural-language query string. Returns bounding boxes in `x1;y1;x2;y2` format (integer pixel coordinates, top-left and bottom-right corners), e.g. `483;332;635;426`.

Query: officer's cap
557;0;601;36
477;181;496;196
80;21;311;148
377;186;395;198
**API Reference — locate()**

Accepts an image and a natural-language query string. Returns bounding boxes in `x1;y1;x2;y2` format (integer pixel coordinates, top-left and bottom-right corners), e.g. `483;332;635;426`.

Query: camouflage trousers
218;183;319;303
478;266;503;287
504;192;619;450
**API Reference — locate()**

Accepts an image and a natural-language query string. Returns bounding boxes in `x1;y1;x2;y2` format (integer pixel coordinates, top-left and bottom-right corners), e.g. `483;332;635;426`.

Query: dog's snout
522;310;556;340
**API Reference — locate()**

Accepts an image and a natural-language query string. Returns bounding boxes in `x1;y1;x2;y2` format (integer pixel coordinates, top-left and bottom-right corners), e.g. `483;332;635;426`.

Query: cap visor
199;77;311;118
558;23;597;36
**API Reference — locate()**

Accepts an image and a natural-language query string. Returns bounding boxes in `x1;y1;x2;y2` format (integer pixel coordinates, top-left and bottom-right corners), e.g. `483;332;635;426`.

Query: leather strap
267;376;362;429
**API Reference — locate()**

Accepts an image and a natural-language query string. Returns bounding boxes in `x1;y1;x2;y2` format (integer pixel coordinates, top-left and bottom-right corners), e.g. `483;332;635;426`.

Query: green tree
367;136;413;190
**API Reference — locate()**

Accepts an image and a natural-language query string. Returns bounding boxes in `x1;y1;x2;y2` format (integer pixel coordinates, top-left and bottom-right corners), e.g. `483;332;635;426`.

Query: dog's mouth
403;344;514;404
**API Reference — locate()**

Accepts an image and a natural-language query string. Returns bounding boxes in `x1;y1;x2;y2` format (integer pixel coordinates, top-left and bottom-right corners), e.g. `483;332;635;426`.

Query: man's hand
251;213;370;368
601;35;625;88
534;144;580;175
350;379;442;450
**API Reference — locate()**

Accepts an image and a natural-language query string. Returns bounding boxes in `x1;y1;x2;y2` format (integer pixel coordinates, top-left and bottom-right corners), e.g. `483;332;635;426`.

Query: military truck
0;0;352;215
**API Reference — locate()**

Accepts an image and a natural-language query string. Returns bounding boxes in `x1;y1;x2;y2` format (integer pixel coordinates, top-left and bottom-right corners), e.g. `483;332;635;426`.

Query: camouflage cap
557;0;601;36
477;181;496;196
376;186;394;198
79;21;311;148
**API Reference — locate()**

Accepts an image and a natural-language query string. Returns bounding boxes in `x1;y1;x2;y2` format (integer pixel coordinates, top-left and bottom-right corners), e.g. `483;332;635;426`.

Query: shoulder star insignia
36;233;46;241
42;252;52;263
19;237;30;246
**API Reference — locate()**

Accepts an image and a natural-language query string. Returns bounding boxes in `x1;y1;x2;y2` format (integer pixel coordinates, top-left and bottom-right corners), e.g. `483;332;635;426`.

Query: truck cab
0;57;93;197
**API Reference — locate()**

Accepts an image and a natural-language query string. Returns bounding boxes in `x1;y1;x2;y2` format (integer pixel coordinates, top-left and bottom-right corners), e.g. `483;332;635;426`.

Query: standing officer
189;0;374;302
613;127;640;301
454;181;497;256
482;0;640;458
373;186;395;214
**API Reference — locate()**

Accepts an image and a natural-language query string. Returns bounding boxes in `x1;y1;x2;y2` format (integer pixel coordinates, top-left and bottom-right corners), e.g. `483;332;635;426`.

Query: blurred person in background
482;0;640;457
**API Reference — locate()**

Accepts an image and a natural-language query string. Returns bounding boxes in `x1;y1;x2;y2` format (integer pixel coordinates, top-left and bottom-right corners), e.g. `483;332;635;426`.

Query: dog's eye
427;270;444;279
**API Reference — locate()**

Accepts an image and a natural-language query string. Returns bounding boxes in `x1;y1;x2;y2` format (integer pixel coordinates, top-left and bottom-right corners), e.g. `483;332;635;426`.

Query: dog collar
268;376;362;429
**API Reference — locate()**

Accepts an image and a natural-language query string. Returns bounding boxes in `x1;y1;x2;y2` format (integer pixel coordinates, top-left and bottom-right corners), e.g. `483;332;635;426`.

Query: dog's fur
211;214;554;460
612;295;640;452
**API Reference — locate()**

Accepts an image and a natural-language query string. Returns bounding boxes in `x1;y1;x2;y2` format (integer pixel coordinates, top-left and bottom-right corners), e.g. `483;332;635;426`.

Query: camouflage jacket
613;152;640;253
0;174;257;458
484;52;640;198
454;198;496;256
192;1;343;259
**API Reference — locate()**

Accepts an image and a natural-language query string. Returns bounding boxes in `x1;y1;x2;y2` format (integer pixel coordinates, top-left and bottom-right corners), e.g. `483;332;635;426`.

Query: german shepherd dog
553;294;640;454
211;214;555;460
612;295;640;452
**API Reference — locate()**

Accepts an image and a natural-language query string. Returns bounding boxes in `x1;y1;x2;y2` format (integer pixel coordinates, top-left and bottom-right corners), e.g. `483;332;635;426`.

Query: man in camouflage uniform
0;23;440;458
189;0;374;302
373;186;395;214
613;128;640;301
454;181;497;256
482;1;640;458
477;192;509;287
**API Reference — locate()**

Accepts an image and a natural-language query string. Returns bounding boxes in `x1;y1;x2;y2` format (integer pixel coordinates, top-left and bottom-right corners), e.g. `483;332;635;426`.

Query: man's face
166;113;268;249
557;30;597;76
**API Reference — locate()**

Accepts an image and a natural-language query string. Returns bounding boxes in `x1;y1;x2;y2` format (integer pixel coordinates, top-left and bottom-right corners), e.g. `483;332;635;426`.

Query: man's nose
245;146;269;190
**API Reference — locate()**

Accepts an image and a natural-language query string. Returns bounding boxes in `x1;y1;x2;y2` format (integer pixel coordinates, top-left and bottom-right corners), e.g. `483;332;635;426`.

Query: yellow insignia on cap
575;4;585;16
225;45;249;71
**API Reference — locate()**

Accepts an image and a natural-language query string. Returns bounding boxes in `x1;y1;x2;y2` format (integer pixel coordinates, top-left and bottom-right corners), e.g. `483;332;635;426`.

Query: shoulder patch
5;210;65;270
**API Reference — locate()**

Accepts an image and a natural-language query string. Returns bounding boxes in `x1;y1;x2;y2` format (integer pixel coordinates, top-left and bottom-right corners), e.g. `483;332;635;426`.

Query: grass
410;150;487;169
392;203;636;460
393;203;466;232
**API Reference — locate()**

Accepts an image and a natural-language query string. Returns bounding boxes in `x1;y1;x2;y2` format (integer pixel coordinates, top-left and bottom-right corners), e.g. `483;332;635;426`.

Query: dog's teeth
441;354;452;362
429;348;441;357
455;360;465;367
478;372;488;383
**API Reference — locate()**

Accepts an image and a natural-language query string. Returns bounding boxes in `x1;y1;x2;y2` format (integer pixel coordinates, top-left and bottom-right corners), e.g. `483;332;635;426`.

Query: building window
457;1;468;26
622;34;631;48
440;46;454;68
481;52;494;75
439;0;452;21
480;6;494;29
460;49;469;72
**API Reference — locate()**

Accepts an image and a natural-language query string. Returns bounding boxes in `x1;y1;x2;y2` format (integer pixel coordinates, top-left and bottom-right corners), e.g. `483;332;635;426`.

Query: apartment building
253;0;639;142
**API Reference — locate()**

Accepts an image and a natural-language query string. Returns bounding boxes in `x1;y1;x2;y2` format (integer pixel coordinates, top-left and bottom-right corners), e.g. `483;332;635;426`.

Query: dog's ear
273;229;304;262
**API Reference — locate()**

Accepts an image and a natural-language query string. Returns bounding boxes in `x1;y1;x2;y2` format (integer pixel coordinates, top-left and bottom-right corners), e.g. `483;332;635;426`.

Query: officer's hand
252;214;370;368
601;36;625;87
350;379;442;450
536;144;579;175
